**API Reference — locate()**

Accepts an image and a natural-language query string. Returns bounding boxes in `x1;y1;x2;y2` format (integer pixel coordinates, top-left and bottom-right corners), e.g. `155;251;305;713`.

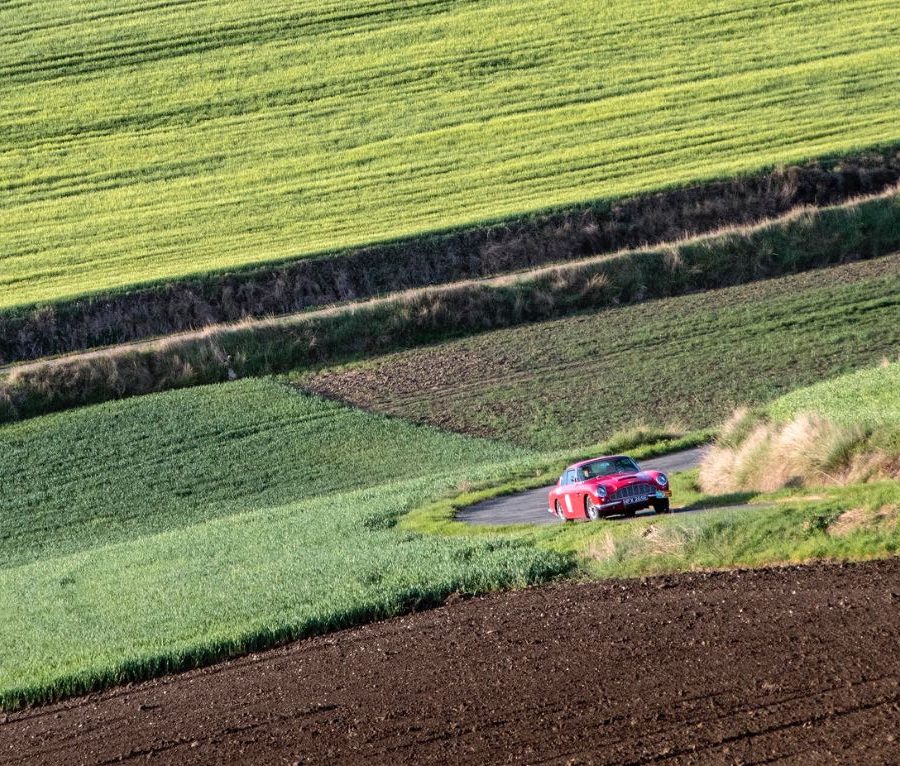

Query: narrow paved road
457;446;709;525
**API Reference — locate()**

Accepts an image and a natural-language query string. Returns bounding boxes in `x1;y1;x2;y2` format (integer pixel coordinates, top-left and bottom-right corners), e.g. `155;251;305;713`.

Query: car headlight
597;485;607;499
656;473;668;486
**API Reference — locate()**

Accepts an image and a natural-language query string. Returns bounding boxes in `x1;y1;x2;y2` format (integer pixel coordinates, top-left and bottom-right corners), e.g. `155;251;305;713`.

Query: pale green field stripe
0;0;898;308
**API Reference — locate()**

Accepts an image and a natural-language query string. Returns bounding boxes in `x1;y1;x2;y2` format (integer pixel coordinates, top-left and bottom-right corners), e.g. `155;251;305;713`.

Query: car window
565;470;577;484
581;457;640;478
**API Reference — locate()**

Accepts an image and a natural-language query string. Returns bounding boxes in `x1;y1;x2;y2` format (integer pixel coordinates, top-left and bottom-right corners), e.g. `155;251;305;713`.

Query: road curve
457;446;709;526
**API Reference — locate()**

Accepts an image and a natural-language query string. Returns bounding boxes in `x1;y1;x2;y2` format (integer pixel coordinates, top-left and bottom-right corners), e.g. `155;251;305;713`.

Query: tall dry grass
700;412;900;493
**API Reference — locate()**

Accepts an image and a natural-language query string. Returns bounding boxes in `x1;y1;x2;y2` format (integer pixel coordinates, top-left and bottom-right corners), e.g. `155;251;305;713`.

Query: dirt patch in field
301;255;900;446
3;559;898;765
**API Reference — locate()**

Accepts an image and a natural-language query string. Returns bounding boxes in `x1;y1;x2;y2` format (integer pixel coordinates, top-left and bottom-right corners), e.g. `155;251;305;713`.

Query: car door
561;469;579;518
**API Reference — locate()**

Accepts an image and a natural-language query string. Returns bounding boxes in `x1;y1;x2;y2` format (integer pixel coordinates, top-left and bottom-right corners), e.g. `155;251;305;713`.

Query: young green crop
0;477;569;710
0;379;564;707
0;378;531;568
301;255;900;449
2;0;899;308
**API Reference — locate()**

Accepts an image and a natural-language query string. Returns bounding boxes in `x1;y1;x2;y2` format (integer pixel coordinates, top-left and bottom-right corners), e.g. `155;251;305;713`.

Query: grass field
302;254;900;449
2;0;899;309
0;379;533;568
0;379;568;707
6;190;899;423
766;361;900;426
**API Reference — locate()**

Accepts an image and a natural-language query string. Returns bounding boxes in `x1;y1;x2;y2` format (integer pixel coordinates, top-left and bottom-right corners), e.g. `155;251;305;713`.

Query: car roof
566;455;630;471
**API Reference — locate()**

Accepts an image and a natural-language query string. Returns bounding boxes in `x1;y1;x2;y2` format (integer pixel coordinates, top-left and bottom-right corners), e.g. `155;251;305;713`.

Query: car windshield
578;456;640;480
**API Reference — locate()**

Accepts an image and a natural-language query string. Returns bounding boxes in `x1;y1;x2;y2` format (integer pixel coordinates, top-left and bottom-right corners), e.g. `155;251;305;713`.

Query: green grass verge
302;253;900;449
562;481;900;578
2;0;899;307
404;471;900;578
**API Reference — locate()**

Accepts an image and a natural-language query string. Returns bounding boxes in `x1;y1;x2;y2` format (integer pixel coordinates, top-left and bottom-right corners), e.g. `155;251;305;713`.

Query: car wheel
585;496;601;521
653;499;671;514
555;500;567;522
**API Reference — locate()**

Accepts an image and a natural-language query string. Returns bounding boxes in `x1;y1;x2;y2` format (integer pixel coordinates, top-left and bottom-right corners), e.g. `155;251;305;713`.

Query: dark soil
3;559;898;765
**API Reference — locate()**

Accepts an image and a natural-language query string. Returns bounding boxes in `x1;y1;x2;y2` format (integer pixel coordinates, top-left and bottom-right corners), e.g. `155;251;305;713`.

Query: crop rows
2;0;899;308
5;189;898;424
0;378;531;568
0;379;563;707
302;254;900;448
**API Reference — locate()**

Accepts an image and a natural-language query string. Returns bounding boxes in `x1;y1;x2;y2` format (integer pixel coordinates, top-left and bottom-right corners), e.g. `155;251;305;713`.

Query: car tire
653;499;671;514
585;496;601;521
555;500;568;522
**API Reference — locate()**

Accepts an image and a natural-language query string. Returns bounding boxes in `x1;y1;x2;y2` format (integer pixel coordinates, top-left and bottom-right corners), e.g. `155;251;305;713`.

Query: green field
0;379;534;568
302;254;900;448
3;337;898;708
0;379;567;707
2;0;899;309
5;189;898;425
766;361;900;426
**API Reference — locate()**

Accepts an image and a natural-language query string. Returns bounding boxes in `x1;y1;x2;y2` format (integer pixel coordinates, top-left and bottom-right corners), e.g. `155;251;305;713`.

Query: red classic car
548;455;671;521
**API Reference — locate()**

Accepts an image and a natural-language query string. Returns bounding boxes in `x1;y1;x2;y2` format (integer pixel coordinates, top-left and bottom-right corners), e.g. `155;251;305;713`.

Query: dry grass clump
587;522;699;564
641;523;695;557
700;412;899;493
586;533;618;563
828;505;899;537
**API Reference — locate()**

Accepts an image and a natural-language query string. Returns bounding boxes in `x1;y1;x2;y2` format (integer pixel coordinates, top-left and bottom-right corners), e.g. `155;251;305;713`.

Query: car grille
609;483;653;502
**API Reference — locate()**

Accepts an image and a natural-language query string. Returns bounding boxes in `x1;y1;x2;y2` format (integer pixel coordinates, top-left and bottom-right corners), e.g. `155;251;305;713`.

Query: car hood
587;471;656;491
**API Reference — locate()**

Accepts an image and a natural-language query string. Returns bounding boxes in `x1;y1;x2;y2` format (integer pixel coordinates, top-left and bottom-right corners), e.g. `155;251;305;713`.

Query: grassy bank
766;362;900;427
4;191;900;424
405;474;900;578
701;363;900;493
3;151;898;366
3;0;899;308
304;253;900;449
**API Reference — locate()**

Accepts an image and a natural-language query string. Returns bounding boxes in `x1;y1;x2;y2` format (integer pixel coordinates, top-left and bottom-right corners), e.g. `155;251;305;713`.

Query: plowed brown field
2;560;899;765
